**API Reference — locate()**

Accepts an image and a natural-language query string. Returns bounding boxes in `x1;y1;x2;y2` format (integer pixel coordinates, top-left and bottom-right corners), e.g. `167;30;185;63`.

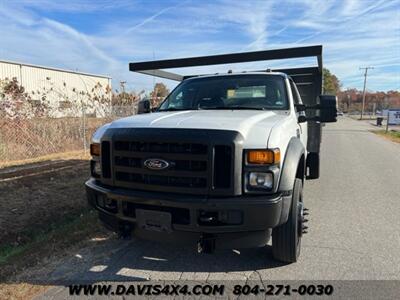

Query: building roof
0;59;111;79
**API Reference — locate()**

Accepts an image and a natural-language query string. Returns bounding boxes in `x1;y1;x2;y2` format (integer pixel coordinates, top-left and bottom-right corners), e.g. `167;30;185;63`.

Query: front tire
272;178;303;263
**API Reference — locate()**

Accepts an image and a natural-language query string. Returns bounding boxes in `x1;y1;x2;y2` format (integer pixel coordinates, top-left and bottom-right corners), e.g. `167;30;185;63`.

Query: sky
0;0;399;93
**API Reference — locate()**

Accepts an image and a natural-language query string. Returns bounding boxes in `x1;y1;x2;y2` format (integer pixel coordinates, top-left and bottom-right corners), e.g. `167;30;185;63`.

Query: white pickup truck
86;46;337;263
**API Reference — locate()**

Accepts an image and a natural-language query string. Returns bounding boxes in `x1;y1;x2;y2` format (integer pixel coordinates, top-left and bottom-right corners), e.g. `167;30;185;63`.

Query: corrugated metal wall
0;60;112;117
0;61;22;83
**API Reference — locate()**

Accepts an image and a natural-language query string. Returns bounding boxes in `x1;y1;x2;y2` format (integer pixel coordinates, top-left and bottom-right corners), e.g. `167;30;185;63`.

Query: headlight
91;160;101;178
244;149;280;193
248;172;273;189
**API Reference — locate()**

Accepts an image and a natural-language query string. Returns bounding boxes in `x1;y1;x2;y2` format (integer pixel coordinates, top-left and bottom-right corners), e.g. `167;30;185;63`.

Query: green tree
323;68;341;95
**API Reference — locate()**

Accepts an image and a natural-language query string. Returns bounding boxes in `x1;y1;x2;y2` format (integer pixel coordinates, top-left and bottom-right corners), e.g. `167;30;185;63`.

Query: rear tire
272;178;303;263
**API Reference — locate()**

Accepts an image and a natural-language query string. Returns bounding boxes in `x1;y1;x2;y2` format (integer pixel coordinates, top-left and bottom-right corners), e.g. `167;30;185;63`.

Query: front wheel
272;178;304;263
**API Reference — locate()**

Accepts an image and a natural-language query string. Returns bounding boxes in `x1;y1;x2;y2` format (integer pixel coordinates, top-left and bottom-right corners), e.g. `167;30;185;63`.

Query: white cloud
42;19;116;65
125;1;186;34
341;0;362;16
223;1;273;50
282;0;400;90
12;0;137;12
0;0;398;92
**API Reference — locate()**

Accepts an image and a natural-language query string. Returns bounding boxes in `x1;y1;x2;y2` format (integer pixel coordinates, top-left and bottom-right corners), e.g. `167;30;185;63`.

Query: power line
359;66;374;120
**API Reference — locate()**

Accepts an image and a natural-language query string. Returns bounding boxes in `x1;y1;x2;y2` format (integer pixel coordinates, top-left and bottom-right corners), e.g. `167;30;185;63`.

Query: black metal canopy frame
129;45;323;105
129;45;322;80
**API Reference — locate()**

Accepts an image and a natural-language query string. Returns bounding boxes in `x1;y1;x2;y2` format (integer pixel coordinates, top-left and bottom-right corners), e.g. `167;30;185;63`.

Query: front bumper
85;179;291;249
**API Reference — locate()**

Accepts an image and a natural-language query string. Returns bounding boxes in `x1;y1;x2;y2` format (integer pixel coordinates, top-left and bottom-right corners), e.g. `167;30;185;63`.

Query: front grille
115;141;207;155
112;140;210;194
99;129;243;196
101;141;111;178
213;145;232;189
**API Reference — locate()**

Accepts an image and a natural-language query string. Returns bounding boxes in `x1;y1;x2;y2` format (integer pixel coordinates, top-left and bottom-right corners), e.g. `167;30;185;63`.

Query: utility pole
359;67;374;120
152;49;156;87
120;81;126;94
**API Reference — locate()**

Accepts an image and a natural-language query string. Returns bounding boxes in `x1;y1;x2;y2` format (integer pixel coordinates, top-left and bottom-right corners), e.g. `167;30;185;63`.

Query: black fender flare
278;137;305;192
277;137;305;225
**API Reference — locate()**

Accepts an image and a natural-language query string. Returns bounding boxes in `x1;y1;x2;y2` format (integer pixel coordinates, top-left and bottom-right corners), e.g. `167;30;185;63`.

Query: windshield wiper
158;108;193;112
199;106;266;110
160;106;267;111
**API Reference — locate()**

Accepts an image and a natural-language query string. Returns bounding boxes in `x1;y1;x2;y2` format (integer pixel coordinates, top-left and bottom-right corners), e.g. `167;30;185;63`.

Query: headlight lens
248;172;273;189
91;160;101;178
94;161;101;175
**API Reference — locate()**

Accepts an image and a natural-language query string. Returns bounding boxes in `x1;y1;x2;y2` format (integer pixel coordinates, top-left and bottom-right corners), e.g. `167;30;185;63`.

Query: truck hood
101;110;289;148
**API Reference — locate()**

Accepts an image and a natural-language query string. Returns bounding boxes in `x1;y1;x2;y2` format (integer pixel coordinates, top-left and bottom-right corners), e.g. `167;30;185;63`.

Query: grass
372;130;400;143
0;208;108;299
348;114;379;121
0;209;105;278
0;244;31;265
0;150;89;169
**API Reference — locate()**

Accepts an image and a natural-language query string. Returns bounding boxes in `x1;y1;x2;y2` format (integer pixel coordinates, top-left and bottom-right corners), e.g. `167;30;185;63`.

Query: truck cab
86;46;337;263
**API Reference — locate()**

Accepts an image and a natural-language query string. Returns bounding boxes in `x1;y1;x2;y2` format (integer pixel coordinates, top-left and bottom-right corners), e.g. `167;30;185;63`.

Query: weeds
372;130;400;143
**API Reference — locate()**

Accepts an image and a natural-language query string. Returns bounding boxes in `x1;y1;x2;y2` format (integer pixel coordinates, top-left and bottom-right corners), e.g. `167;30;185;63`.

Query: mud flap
306;152;319;180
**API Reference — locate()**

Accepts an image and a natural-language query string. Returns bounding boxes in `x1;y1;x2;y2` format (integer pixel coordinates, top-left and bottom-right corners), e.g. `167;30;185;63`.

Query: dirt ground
0;158;88;246
0;154;112;299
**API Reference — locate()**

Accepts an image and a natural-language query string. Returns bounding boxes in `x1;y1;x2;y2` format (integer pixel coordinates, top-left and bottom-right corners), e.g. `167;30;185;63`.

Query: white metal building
0;60;112;117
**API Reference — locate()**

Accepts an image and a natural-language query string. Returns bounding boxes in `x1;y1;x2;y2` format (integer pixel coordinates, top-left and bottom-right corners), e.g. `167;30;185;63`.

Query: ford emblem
144;158;170;170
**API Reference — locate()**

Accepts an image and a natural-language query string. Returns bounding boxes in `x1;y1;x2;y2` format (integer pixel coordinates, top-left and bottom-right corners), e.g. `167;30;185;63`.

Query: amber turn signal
247;149;280;164
90;143;100;156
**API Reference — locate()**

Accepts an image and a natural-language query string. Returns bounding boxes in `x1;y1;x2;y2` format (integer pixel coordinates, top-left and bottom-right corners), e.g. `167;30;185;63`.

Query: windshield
158;75;288;111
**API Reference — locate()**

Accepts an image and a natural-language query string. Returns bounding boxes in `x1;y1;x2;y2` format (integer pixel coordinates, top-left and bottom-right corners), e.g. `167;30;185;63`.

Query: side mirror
297;96;338;123
137;99;150;114
318;95;338;123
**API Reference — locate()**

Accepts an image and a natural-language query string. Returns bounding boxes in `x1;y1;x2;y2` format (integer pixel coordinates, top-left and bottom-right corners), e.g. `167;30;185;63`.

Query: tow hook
298;203;309;236
197;234;216;254
199;216;215;223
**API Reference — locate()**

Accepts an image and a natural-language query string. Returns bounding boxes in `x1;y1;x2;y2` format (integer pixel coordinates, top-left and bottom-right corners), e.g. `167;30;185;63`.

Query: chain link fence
0;104;138;166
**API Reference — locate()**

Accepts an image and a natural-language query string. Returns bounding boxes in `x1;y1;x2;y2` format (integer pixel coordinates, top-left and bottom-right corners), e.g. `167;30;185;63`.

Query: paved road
35;117;400;297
